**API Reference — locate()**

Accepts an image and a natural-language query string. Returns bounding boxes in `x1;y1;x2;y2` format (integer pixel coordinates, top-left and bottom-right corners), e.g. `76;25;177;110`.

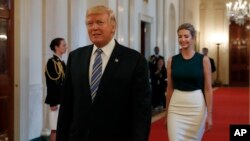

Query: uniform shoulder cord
45;59;65;81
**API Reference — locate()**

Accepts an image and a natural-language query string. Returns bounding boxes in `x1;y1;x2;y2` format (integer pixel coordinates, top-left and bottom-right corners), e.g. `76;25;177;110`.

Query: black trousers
151;84;166;108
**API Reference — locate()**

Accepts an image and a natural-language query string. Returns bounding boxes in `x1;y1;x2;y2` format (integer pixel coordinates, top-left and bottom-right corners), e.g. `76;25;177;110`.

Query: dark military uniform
148;55;167;109
45;55;66;107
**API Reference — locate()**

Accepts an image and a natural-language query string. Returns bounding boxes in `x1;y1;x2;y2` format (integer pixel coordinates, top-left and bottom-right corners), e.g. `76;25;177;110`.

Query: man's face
154;47;159;55
86;13;116;47
202;49;208;55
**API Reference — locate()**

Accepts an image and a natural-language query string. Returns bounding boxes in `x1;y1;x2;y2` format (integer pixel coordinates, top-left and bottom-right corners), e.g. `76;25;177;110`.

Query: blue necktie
90;49;103;101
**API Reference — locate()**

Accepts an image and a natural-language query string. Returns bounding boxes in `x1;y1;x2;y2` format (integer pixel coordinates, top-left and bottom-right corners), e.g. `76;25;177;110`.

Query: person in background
165;23;213;141
56;5;151;141
149;46;165;72
150;58;167;110
202;47;216;73
148;46;166;111
45;37;67;141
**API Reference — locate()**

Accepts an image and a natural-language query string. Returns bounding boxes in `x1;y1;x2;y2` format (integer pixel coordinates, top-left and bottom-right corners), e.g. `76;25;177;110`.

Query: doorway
140;21;151;59
0;0;14;141
229;20;250;86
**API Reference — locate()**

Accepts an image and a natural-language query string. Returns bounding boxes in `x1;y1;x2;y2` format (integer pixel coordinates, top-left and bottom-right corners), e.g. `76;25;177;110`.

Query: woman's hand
205;113;213;132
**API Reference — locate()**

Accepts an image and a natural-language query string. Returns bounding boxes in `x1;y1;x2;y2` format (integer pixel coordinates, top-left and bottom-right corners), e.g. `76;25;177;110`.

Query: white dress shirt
89;39;115;84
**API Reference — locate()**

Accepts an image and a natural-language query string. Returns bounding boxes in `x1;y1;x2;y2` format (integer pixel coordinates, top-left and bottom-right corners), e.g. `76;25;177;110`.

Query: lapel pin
115;58;119;62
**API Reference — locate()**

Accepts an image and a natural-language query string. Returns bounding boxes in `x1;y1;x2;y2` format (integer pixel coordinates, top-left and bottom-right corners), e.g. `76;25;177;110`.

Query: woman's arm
165;57;174;116
203;56;213;131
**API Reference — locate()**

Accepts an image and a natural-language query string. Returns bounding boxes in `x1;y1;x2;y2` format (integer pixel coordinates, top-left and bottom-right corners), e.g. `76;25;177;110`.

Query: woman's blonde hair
177;23;196;39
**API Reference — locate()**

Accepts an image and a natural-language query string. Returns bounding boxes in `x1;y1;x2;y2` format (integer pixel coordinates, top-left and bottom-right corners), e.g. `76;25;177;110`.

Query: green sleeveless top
171;52;204;91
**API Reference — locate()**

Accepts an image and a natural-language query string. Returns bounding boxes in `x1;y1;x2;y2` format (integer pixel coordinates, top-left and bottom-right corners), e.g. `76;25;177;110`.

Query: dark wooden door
0;0;14;140
229;20;250;86
141;21;146;56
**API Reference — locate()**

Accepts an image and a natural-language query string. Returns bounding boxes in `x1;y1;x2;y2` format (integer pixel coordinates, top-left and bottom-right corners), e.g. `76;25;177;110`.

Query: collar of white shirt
92;38;115;58
154;54;159;58
54;54;63;61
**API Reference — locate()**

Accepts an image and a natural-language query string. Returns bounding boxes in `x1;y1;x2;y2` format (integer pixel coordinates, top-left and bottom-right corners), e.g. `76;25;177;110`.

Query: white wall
14;0;44;140
87;0;108;8
28;0;43;139
167;3;177;58
163;0;179;61
15;0;70;140
116;0;129;46
129;0;157;56
45;0;68;61
181;0;200;30
69;0;89;51
14;0;30;140
156;0;164;57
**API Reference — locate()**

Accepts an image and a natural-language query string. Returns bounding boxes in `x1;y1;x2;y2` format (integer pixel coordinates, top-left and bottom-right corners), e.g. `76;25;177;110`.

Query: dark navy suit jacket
56;41;151;141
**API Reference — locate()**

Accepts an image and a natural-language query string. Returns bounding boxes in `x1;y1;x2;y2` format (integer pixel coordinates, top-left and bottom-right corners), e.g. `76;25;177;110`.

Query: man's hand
50;105;58;111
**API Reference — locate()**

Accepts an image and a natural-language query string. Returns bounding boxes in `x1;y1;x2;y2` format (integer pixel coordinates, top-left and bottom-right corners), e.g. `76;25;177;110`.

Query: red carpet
149;87;249;141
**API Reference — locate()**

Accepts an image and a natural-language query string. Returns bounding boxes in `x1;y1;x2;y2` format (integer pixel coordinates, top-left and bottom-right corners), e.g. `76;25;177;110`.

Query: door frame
229;20;250;86
139;13;153;58
0;0;14;140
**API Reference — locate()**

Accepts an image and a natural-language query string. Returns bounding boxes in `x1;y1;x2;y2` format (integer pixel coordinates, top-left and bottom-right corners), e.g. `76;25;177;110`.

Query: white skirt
48;105;60;130
167;89;207;141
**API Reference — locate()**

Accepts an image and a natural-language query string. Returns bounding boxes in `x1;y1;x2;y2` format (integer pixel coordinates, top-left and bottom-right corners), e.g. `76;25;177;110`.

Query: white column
129;0;135;49
156;0;164;56
178;0;184;24
14;0;30;140
87;0;108;8
28;0;43;139
116;0;129;46
45;0;68;61
163;0;169;58
70;0;89;51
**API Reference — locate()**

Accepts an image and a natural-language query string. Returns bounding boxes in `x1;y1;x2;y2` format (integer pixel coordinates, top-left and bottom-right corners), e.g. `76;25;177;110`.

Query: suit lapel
85;46;93;89
79;45;93;102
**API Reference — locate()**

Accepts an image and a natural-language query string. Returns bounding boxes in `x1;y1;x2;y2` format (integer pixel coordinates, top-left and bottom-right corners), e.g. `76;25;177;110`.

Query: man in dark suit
148;47;166;111
148;47;165;71
56;5;151;141
202;47;216;73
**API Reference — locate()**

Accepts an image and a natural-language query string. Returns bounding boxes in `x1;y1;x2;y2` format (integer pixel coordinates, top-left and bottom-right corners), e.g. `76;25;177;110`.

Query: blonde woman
165;23;213;141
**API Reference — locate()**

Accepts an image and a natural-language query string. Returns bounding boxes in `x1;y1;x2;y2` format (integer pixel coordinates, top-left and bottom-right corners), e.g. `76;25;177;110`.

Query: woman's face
178;29;194;49
56;40;67;55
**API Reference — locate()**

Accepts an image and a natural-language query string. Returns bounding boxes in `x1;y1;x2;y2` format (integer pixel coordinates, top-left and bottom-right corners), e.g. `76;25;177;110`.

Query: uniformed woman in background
45;38;67;141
